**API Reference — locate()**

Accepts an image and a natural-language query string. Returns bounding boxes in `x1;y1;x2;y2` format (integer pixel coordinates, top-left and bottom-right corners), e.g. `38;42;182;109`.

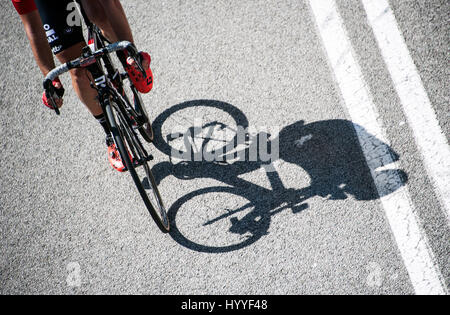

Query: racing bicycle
43;21;170;233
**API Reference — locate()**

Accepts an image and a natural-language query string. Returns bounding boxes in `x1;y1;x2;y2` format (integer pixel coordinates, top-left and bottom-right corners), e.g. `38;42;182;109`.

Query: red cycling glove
42;78;65;109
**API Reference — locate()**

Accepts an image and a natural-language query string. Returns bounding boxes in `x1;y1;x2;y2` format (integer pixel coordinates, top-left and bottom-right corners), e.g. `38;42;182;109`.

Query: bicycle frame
86;24;141;121
43;39;148;170
79;43;150;171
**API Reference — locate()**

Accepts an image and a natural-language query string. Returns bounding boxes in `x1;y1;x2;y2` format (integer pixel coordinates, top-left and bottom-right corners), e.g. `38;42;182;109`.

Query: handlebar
43;41;145;114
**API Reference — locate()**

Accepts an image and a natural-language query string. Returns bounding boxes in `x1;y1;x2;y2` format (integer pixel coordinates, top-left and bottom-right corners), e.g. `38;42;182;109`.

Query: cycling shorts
13;0;86;55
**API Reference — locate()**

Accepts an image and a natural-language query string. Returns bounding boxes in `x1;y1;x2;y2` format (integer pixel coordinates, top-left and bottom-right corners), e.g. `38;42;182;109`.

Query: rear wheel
104;98;170;233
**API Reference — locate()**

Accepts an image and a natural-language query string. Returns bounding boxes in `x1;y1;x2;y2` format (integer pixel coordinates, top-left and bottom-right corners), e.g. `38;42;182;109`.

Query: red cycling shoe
125;51;153;94
106;136;133;172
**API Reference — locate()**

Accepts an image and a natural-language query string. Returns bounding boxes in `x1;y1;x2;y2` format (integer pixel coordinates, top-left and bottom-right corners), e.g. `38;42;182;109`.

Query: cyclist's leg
103;0;134;43
81;0;133;43
34;0;127;171
56;43;103;117
34;0;102;117
57;44;125;172
80;0;149;67
79;0;152;94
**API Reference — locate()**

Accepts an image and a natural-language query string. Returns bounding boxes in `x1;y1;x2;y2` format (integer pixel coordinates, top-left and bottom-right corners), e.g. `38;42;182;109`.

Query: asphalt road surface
1;0;448;295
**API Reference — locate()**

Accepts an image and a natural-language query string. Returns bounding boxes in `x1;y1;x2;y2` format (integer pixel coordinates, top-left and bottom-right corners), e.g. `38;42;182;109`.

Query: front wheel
104;98;170;233
131;85;154;143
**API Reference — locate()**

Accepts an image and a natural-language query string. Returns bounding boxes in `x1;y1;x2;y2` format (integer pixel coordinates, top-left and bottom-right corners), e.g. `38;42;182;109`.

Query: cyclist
12;0;153;172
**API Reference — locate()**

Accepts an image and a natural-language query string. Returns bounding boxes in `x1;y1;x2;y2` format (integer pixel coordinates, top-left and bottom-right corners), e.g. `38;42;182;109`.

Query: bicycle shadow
151;100;408;253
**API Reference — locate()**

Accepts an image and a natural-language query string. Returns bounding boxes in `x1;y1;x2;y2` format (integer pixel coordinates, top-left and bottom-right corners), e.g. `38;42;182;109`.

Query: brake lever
50;96;61;116
43;79;61;115
44;88;61;116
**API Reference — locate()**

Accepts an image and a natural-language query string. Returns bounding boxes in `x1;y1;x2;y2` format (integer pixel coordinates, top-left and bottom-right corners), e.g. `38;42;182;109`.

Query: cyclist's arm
17;10;56;77
14;3;63;107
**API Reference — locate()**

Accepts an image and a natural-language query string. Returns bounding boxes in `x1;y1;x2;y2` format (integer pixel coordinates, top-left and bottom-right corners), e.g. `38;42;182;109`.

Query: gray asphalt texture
0;0;448;294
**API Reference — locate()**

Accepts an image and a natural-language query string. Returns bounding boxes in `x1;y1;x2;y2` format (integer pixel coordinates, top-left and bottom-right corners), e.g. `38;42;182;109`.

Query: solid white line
362;0;450;221
308;0;446;295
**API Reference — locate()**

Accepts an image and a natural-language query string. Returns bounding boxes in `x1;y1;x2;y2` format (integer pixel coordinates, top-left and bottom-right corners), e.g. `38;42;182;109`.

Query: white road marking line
362;0;450;221
308;0;447;295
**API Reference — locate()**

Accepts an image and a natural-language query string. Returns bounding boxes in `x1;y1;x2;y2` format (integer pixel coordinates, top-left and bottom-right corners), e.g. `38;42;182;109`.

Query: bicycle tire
119;109;169;232
131;86;154;143
104;98;170;233
139;121;154;143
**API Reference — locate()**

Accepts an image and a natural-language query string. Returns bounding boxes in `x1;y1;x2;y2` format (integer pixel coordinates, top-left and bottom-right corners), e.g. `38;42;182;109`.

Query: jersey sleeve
12;0;37;15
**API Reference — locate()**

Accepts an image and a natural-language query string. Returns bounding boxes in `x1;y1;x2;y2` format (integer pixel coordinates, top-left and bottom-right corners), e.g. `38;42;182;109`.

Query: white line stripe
362;0;450;221
308;0;446;295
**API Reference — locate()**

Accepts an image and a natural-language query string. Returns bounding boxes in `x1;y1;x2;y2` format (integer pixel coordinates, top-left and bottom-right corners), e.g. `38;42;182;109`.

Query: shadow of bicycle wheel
151;100;408;253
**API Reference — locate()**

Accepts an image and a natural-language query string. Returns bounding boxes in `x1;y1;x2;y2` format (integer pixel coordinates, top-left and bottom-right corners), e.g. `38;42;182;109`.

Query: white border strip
308;0;446;295
362;0;450;221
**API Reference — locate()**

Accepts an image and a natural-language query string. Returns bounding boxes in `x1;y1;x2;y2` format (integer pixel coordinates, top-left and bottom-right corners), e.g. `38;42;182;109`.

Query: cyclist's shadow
151;100;408;253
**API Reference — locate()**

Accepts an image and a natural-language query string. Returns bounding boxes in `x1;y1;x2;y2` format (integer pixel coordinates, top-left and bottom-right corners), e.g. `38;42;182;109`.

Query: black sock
94;113;111;135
